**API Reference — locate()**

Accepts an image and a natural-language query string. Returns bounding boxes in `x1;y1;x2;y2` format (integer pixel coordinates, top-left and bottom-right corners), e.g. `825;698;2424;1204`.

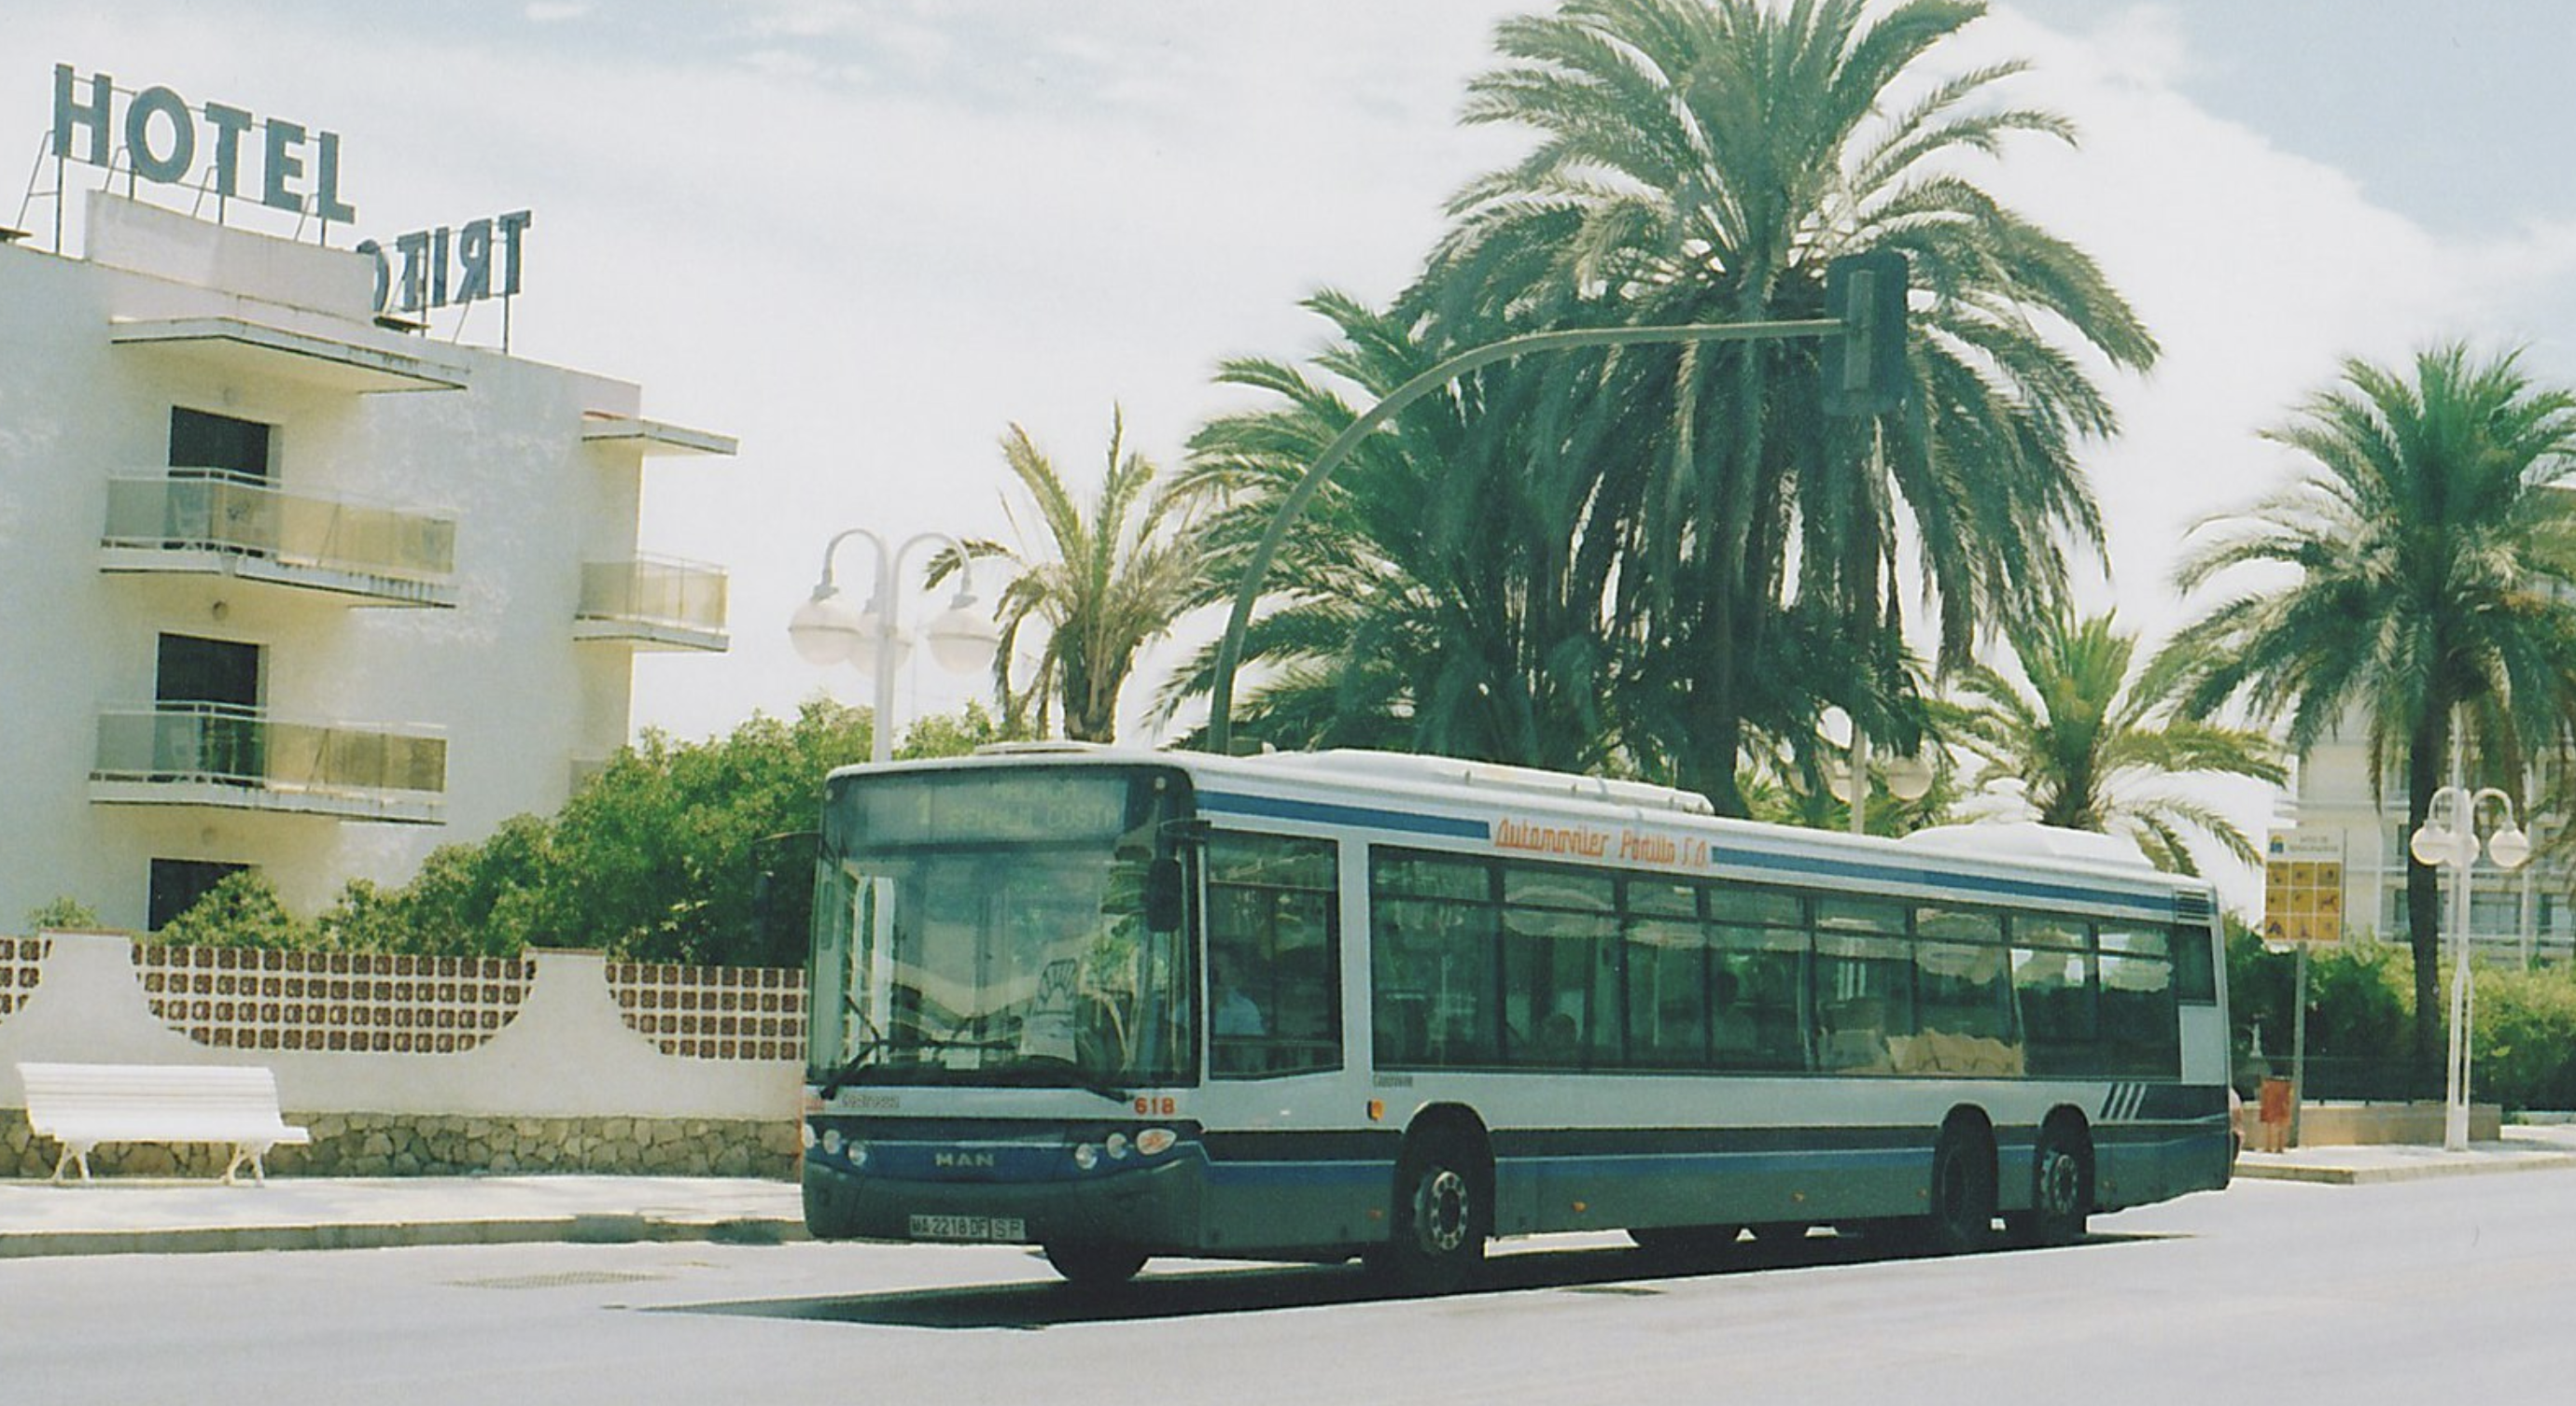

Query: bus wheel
1043;1241;1147;1288
1630;1224;1740;1260
1371;1131;1486;1295
2011;1123;2092;1246
1920;1125;1997;1254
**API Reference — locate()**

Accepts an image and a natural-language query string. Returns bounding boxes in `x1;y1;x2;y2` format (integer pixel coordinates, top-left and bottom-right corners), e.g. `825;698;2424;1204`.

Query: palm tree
2164;344;2576;1089
1411;0;2155;812
1160;291;1624;767
1947;612;2285;874
934;410;1198;743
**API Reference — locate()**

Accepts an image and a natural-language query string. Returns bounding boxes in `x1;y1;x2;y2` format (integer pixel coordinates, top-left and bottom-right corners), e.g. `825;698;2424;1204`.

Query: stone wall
0;1112;798;1174
2;1108;798;1180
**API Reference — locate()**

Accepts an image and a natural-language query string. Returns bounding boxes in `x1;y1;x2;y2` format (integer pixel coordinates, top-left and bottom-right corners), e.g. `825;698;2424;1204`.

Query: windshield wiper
1006;1054;1133;1104
816;1005;889;1100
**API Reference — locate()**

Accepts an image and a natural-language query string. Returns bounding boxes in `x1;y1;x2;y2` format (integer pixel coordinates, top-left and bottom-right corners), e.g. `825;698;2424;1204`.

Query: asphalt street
5;1171;2571;1405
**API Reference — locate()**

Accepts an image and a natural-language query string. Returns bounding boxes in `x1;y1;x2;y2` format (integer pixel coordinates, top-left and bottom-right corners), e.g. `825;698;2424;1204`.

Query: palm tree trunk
2402;710;2449;1101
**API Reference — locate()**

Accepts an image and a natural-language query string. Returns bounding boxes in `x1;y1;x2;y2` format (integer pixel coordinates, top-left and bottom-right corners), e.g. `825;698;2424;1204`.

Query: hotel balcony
573;555;730;652
91;704;447;825
101;473;459;608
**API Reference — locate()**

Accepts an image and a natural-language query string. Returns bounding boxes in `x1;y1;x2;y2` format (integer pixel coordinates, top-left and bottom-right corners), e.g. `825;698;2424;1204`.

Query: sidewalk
2232;1122;2576;1186
0;1174;805;1259
7;1128;2576;1261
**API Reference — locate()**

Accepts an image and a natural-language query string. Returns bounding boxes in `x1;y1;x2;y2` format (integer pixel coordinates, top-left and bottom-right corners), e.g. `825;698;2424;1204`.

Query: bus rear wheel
1371;1130;1486;1295
2009;1123;2092;1246
1043;1241;1147;1288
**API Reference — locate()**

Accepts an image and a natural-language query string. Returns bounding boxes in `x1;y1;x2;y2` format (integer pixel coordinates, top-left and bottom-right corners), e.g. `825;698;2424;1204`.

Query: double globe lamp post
786;529;998;763
2407;777;2531;1151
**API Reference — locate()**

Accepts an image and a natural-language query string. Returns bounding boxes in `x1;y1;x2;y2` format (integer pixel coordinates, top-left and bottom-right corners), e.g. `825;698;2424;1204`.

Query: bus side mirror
1144;856;1186;932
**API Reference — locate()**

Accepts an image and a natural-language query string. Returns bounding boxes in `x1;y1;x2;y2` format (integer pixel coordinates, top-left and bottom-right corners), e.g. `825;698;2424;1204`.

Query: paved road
6;1174;2571;1404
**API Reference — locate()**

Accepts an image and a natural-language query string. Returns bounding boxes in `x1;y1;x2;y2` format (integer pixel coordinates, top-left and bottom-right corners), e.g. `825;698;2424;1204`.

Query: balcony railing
574;555;729;652
91;703;447;824
101;473;458;607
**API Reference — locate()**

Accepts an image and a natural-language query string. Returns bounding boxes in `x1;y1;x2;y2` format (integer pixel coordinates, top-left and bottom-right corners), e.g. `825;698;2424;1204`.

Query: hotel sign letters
52;64;355;222
47;64;535;320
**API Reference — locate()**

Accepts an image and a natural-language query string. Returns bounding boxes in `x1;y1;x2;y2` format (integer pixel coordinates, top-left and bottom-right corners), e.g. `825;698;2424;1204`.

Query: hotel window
147;859;247;932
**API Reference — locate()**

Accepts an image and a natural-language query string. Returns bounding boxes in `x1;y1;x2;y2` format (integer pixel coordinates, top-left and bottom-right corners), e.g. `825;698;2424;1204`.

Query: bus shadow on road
662;1230;2165;1330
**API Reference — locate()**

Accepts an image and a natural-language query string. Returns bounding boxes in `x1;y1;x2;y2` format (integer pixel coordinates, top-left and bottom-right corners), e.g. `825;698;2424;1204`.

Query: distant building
2276;722;2570;963
0;192;732;931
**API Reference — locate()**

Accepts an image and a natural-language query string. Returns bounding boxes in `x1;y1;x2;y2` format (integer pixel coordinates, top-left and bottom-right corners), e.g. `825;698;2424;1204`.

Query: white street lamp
1823;713;1937;837
2407;751;2532;1152
789;528;1000;763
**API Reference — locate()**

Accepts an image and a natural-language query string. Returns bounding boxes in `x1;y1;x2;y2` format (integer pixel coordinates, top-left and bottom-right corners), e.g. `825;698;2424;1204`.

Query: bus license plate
909;1214;1025;1242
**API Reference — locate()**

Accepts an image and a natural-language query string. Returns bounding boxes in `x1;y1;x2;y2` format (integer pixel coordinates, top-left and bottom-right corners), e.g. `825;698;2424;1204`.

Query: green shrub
2470;964;2576;1112
21;895;105;932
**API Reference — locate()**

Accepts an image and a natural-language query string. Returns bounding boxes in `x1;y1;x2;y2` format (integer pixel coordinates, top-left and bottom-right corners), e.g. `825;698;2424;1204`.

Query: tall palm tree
1412;0;2155;812
934;410;1198;743
1160;291;1623;767
2164;344;2576;1089
1947;612;2285;874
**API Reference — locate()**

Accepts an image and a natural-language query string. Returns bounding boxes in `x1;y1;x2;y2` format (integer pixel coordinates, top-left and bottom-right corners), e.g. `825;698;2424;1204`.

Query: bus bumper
803;1144;1205;1250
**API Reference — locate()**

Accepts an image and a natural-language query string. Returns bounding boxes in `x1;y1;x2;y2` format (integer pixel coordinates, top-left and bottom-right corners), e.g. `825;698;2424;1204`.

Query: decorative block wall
606;962;804;1062
131;947;532;1055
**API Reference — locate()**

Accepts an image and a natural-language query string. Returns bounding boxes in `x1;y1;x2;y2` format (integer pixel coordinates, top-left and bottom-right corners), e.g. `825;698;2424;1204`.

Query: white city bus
802;746;2233;1291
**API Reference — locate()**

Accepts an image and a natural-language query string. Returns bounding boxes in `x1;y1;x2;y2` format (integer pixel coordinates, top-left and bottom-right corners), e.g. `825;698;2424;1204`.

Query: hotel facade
2275;726;2572;965
0;189;732;932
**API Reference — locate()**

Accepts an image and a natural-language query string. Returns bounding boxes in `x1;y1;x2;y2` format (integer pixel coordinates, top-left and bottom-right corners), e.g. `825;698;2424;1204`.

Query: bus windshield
809;764;1194;1096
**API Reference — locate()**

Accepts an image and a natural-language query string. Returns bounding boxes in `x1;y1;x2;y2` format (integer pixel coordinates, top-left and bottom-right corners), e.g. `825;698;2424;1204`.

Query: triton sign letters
52;63;355;222
358;213;532;317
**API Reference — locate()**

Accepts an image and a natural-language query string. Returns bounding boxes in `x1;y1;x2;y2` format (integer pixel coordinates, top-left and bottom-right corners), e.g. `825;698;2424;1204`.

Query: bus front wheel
1371;1131;1486;1295
1043;1241;1147;1288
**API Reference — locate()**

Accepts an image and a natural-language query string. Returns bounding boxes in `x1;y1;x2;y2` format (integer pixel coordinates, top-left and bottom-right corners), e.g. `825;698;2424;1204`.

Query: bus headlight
820;1128;844;1156
1105;1132;1131;1160
1135;1128;1177;1158
1071;1144;1102;1172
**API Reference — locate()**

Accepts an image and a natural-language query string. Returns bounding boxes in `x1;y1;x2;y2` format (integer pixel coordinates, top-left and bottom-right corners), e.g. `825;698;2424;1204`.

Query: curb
2232;1153;2576;1187
0;1214;810;1260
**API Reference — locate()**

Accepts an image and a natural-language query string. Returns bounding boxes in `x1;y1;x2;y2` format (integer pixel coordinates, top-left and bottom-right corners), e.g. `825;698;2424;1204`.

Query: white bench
18;1062;312;1185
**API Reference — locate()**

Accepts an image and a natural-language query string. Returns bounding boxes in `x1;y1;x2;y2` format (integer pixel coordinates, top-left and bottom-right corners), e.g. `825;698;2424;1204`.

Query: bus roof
827;744;2215;920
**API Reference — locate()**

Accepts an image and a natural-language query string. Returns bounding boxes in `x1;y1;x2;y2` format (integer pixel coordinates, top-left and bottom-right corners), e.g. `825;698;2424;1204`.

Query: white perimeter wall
0;935;796;1122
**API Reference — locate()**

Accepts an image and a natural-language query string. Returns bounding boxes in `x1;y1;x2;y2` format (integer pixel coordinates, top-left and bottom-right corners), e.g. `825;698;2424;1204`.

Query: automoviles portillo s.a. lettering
1491;818;1708;869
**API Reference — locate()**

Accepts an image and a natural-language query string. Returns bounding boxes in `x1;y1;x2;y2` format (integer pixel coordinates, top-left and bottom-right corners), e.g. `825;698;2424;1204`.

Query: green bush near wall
2229;921;2576;1112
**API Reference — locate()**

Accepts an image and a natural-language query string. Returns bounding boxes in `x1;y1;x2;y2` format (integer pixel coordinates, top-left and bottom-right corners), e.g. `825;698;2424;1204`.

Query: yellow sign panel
2262;839;2345;945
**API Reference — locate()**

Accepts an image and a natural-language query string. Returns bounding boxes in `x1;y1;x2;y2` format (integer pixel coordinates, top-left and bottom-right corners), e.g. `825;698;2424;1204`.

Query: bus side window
2011;914;2097;1076
1206;832;1341;1079
1813;902;1911;1075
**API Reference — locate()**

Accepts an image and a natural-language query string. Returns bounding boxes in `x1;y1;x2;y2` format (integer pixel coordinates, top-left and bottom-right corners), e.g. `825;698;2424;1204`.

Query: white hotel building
2277;726;2573;965
0;191;733;932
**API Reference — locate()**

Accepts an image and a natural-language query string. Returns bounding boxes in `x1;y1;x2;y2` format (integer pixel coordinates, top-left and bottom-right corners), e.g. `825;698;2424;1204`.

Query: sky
9;0;2576;893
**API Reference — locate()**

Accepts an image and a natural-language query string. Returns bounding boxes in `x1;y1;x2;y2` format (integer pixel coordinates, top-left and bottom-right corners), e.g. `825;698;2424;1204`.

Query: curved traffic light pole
1201;314;1854;755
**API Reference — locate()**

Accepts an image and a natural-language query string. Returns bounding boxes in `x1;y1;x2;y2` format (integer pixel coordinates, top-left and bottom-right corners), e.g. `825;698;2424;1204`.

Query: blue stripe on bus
1198;790;1490;839
1197;790;2179;917
1701;847;2172;916
1199;1145;1932;1190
